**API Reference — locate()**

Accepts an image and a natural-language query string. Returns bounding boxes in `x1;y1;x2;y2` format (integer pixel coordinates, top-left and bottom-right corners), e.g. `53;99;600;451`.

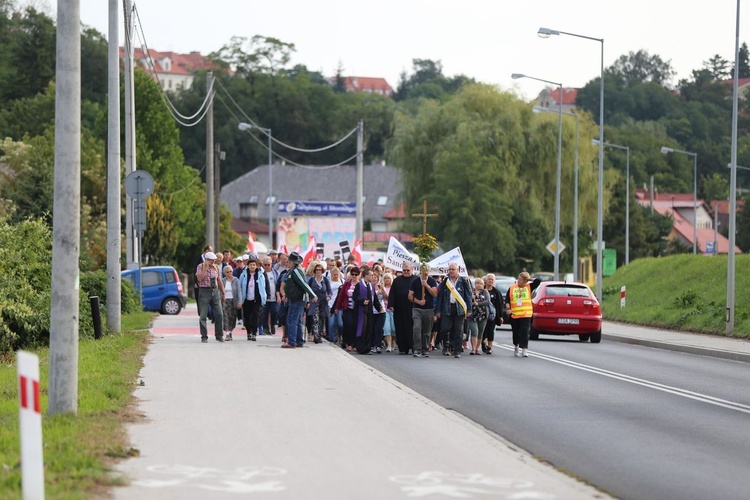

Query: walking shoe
481;343;488;353
486;349;492;355
251;334;257;341
376;347;382;354
201;338;208;343
385;347;391;352
443;350;449;356
215;336;224;342
470;351;475;355
422;352;429;358
521;348;528;357
248;334;252;341
225;333;233;341
514;346;520;357
454;354;461;358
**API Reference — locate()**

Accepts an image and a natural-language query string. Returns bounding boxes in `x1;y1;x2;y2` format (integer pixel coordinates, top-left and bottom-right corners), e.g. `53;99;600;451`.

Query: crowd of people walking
196;246;540;358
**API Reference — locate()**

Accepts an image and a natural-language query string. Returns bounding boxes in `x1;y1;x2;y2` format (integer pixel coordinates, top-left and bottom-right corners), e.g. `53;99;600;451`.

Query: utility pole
106;0;121;332
49;0;81;415
355;120;364;243
123;0;137;269
214;144;224;249
205;71;214;248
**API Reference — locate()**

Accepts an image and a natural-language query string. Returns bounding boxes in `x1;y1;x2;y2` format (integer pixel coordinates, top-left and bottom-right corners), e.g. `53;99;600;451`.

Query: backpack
284;269;304;301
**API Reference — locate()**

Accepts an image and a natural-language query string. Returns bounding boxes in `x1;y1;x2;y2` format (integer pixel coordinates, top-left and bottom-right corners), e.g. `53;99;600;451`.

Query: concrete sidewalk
603;321;750;363
113;304;607;499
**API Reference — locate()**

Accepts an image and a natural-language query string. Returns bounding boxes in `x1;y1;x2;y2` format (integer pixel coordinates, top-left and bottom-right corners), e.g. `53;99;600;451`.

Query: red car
530;281;602;343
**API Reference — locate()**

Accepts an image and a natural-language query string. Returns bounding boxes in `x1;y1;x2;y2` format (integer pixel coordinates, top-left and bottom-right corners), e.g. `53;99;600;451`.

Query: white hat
204;251;217;260
242;254;250;261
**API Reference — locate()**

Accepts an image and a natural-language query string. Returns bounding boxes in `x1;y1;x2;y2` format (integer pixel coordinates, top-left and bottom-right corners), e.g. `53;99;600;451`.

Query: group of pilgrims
196;247;539;358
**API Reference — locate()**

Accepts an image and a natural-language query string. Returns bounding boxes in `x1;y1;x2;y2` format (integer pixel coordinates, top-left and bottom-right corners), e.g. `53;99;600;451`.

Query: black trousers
511;317;531;348
243;300;262;335
441;304;465;354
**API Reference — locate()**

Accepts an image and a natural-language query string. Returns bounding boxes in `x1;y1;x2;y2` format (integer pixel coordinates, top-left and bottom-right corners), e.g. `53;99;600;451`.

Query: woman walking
327;267;344;343
468;277;490;355
332;266;363;352
222;266;241;340
307;262;332;344
240;258;267;341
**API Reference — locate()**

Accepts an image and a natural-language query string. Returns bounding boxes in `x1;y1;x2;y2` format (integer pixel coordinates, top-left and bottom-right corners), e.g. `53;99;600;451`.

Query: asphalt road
358;329;750;499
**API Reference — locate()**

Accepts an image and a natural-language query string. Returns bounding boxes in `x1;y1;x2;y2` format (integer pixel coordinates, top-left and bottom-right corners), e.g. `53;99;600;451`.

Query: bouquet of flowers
412;233;438;263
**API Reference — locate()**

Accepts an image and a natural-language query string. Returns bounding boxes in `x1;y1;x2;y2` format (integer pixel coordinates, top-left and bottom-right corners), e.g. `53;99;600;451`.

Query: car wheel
590;330;602;343
162;297;182;315
578;334;590;342
529;326;539;341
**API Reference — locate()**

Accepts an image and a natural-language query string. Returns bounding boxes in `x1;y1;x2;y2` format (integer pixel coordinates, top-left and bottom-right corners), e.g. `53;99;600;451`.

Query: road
358;329;750;499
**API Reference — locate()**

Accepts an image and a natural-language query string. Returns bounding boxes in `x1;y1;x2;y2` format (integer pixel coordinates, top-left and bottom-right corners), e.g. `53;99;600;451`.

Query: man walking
280;252;317;348
435;263;472;358
408;263;438;358
196;251;225;343
391;263;416;354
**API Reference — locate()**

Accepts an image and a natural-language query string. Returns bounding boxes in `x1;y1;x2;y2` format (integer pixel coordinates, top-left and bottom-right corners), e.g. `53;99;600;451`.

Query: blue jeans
327;310;343;342
286;300;306;347
262;301;278;334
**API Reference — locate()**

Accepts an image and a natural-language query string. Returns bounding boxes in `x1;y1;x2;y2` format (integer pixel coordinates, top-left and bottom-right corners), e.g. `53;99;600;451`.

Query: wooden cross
412;200;438;237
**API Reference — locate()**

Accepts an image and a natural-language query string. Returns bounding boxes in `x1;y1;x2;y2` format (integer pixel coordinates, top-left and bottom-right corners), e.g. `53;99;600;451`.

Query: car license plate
557;318;580;325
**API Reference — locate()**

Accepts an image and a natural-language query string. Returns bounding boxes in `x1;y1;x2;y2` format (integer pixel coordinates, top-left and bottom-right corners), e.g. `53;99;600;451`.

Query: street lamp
238;122;274;249
539;26;605;300
513;73;563;280
594;140;630;265
534;106;579;281
727;0;741;336
660;146;698;254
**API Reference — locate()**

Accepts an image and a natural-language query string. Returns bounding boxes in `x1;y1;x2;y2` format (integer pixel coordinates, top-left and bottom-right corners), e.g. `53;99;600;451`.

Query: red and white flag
277;241;288;256
247;231;256;253
301;235;317;269
351;239;362;266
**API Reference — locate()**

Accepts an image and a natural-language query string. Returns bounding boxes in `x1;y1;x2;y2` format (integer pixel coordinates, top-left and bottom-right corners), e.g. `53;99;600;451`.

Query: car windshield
544;285;591;297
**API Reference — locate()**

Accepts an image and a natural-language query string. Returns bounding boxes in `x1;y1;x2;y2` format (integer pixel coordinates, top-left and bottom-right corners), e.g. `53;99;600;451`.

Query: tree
704;54;731;79
736;195;750;252
4;7;55;102
731;42;750;79
702;173;729;202
609;50;675;87
333;60;346;93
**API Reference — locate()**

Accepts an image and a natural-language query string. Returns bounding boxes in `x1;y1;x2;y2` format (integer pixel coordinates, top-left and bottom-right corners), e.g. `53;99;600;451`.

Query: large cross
412;200;438;237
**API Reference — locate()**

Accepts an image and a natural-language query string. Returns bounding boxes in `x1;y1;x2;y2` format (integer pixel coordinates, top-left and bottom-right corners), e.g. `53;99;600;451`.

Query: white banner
385;237;419;271
427;247;469;277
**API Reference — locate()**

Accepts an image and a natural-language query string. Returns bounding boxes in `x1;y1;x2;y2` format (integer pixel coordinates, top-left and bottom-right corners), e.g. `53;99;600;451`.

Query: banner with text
277;217;355;256
427;247;469;277
385;237;420;271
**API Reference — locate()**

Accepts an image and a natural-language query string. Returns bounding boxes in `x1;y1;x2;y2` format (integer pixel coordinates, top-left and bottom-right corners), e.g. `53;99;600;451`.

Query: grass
0;311;154;499
601;254;750;337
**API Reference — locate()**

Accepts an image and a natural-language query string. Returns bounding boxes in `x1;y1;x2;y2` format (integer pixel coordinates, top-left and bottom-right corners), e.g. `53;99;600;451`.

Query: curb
602;334;750;364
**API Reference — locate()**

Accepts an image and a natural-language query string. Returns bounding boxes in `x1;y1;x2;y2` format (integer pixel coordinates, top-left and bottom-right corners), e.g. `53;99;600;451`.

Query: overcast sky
46;1;748;99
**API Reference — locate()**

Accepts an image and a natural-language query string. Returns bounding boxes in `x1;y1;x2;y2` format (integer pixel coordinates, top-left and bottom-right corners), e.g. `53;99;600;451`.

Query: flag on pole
247;231;256;253
351;239;362;266
302;235;317;269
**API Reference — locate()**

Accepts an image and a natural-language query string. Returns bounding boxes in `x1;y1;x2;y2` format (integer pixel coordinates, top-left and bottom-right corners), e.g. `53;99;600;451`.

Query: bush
0;217;140;352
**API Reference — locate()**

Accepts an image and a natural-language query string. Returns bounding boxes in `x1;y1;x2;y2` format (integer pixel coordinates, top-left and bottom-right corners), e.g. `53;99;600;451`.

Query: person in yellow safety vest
505;271;541;358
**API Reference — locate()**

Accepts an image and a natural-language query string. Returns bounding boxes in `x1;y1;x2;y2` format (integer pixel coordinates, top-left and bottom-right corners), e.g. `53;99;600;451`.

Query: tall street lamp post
513;73;563;280
727;0;741;336
594;140;630;264
661;146;698;254
539;27;604;300
534;106;579;280
238;122;274;248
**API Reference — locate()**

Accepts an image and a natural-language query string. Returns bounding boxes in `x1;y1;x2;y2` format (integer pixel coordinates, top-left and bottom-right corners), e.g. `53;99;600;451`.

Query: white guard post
620;286;626;309
17;350;45;499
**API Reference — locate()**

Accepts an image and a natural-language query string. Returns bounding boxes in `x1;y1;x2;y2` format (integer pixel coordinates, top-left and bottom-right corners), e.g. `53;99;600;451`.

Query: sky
40;1;749;99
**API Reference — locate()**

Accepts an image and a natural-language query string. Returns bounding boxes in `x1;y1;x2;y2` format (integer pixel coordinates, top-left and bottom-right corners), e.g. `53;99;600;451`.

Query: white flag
385;237;420;271
426;247;469;277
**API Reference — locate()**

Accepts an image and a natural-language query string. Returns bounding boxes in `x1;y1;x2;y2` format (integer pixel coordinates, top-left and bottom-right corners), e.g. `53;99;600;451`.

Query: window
376;195;388;206
142;270;164;287
265;195;276;205
249;195;259;204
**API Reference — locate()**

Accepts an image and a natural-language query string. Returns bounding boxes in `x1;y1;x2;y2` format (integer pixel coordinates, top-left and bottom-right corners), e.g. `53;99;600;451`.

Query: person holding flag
435;263;473;358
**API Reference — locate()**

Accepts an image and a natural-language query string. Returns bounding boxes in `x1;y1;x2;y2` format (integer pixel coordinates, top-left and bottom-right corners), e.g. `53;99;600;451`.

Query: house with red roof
332;76;393;96
635;188;741;254
533;87;579;114
119;47;217;91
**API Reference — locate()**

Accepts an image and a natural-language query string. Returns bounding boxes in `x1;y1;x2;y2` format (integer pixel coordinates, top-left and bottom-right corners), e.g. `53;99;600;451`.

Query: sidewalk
603;321;750;363
113;304;607;499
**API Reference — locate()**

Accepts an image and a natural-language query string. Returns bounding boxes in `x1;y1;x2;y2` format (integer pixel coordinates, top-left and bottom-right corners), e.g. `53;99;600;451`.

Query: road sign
124;170;154;198
546;240;566;255
706;241;715;254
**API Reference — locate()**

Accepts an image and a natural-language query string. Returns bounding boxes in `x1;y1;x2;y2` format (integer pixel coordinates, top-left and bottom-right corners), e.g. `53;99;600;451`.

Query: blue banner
278;200;356;216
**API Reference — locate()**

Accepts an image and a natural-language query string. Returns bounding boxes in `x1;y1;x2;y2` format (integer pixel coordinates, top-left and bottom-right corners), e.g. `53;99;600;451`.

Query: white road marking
500;346;750;414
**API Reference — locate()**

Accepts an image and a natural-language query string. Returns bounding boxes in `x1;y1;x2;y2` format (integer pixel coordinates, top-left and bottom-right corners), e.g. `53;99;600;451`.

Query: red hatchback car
530;281;602;343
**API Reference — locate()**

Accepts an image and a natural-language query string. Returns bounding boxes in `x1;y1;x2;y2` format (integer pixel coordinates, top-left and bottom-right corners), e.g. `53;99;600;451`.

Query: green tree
704;54;731;79
609;49;675;87
736;194;750;252
702;173;729;202
4;7;55;102
731;42;750;78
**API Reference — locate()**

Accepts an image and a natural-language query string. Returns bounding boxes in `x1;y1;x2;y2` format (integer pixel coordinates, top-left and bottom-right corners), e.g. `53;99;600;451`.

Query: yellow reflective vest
508;284;533;319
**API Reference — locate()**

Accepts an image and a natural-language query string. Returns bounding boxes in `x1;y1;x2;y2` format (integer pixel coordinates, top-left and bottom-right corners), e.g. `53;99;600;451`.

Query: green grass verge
602;254;750;337
0;311;154;499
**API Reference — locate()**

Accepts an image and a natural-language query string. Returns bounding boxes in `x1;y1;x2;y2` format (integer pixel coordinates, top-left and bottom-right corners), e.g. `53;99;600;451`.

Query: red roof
550;87;578;105
384;201;405;219
119;47;217;76
712;199;745;215
334;76;393;95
